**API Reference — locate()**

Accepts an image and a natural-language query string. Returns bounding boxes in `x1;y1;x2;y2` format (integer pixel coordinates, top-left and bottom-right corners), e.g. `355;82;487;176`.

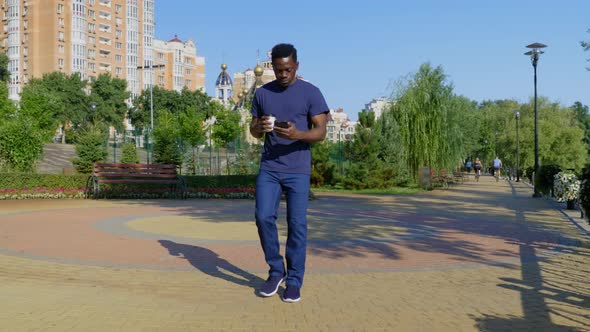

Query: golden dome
242;88;248;95
254;64;264;76
221;63;227;71
238;92;244;99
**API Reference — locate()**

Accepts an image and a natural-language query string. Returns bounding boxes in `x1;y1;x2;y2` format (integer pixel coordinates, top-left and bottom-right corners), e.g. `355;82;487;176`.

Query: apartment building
153;36;205;92
0;0;204;101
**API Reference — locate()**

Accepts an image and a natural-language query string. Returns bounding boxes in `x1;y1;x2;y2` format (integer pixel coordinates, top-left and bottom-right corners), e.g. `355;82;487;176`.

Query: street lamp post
514;110;520;182
525;42;547;197
137;63;165;164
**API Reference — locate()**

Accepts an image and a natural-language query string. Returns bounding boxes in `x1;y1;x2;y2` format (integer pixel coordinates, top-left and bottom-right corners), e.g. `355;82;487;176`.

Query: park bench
453;170;467;183
430;168;449;189
89;163;186;198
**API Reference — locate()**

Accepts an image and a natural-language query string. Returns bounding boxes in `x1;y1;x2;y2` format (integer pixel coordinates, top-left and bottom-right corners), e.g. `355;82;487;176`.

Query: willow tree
388;63;457;180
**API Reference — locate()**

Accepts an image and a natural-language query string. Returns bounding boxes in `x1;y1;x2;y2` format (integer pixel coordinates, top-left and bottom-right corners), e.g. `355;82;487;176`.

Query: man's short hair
271;43;297;62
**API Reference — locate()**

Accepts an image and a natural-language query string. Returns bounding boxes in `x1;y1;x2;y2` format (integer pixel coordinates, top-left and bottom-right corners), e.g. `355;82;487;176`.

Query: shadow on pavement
159;240;264;292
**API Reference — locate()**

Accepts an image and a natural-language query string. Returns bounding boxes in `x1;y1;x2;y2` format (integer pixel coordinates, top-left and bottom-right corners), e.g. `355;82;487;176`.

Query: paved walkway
1;175;589;331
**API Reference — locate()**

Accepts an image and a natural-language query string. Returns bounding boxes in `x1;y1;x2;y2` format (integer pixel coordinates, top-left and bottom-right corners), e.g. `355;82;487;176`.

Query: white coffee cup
268;115;276;130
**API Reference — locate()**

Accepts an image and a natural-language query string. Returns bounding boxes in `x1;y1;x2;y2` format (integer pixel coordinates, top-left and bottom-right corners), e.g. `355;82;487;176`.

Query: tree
179;106;206;174
23;72;88;143
0;115;45;172
89;74;130;132
387;63;457;180
153;110;182;165
0;53;10;83
582;29;590;70
211;103;242;174
72;125;108;174
120;143;140;164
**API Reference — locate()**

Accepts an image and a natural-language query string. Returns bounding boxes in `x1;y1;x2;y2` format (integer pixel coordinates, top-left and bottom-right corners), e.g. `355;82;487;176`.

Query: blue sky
155;0;590;120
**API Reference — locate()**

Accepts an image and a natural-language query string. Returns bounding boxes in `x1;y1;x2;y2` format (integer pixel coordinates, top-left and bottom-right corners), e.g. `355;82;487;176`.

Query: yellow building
153;36;205;92
0;0;204;101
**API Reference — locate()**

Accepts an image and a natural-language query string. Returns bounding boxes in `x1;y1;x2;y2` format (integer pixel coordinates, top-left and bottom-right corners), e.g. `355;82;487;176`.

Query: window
23;20;28;29
89;62;95;70
57;4;64;14
185;57;191;65
89;76;95;82
58;58;64;68
158;53;164;60
186;80;192;87
115;17;122;25
115;54;122;62
89;36;96;44
58;45;65;53
99;49;110;57
58;31;64;41
88;0;95;5
88;23;95;33
115;29;121;38
88;49;95;58
58;18;65;26
115;42;122;49
88;10;95;19
158;76;164;85
23;33;28;42
23;47;28;56
99;0;111;7
115;4;122;13
99;24;111;32
99;11;111;20
115;67;122;75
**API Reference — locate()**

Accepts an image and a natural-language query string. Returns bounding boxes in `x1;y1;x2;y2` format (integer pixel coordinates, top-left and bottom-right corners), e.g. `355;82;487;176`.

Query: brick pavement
0;175;589;331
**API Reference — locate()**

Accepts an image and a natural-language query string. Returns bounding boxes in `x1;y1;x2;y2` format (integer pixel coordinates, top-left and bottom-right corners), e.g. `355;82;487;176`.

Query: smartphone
274;121;289;128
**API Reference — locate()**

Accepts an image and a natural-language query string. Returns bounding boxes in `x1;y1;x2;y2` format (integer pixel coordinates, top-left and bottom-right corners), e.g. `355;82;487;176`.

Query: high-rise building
153;36;205;92
0;0;205;101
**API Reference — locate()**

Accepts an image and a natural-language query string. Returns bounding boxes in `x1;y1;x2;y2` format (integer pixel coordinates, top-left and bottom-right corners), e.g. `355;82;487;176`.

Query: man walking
249;43;329;303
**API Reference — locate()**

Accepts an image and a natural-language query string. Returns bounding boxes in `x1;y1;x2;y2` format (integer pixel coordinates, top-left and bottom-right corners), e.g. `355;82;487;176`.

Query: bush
0;116;45;172
553;171;580;202
535;164;561;196
72;126;108;173
120;143;139;164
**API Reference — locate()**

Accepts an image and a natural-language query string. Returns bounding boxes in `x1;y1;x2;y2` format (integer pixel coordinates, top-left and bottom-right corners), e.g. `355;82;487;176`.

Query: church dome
215;64;232;86
254;64;264;77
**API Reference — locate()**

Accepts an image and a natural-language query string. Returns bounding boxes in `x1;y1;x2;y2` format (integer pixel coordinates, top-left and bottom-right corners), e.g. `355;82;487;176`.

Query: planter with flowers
553;171;580;210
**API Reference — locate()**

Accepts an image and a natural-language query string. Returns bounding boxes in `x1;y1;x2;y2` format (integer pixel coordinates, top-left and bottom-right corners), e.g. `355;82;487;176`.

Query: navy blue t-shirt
251;79;329;175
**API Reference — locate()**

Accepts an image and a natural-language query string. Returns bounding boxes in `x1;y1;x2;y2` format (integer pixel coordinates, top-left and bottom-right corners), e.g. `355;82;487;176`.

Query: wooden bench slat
91;162;186;198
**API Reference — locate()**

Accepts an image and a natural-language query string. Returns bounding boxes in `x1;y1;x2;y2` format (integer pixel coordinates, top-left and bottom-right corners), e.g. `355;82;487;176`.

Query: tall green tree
153;110;182;165
388;63;456;180
23;72;88;143
211;103;242;174
89;74;130;132
179;106;206;174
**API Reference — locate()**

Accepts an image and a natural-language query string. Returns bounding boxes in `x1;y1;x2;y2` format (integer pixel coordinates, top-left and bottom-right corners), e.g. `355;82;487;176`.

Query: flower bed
0;187;86;200
0;186;256;200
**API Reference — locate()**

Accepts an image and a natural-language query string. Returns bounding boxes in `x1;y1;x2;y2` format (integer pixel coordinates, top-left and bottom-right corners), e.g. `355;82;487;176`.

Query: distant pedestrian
465;159;472;173
249;43;329;303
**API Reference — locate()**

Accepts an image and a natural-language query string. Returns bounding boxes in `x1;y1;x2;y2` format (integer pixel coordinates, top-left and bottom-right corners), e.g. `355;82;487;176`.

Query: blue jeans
255;169;310;288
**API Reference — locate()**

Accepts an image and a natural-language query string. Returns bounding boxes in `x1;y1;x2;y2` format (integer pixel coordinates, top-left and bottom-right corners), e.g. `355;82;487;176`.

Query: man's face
272;56;299;87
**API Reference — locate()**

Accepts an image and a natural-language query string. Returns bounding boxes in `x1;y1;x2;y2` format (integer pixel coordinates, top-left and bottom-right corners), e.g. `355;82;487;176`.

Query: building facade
326;108;356;144
153;36;205;92
0;0;204;101
364;97;392;119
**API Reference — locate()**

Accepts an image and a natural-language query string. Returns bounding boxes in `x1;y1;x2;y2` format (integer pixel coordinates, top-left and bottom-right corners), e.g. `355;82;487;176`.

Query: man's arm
249;115;274;139
273;112;328;143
